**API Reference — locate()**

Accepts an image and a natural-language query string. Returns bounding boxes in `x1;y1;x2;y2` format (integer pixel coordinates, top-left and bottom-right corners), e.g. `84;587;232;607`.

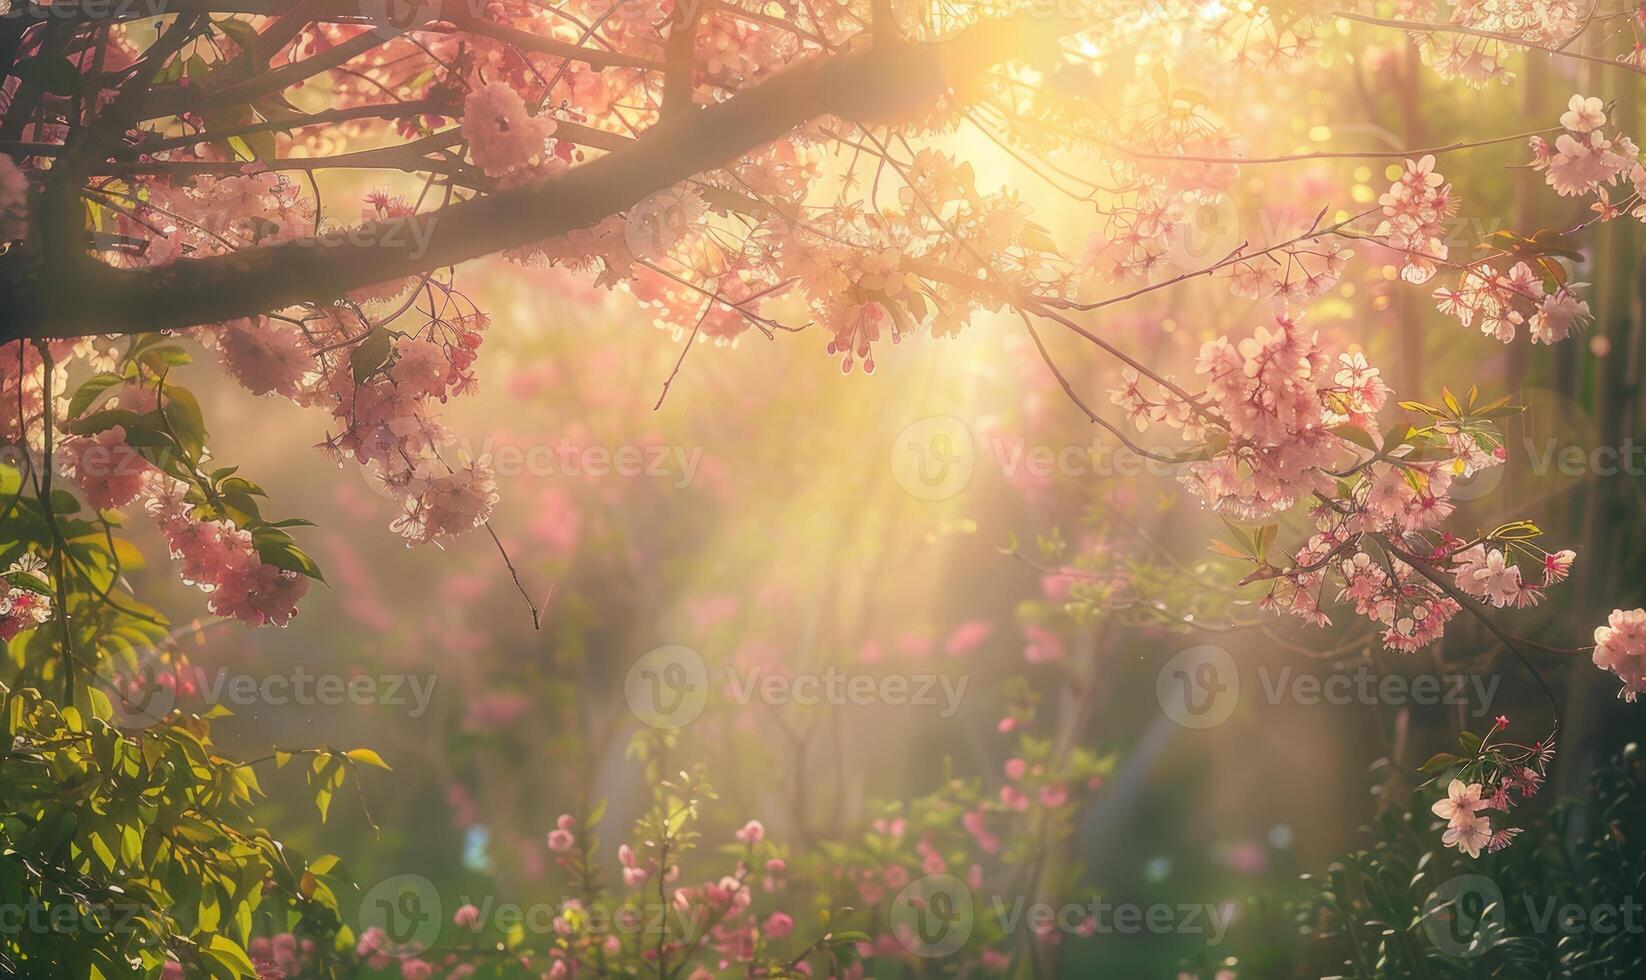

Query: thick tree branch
660;0;705;120
1;16;1064;341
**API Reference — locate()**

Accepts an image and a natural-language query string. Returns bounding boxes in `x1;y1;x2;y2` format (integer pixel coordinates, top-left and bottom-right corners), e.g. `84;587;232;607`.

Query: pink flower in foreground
735;819;765;845
1431;779;1485;826
60;425;153;509
1442;813;1493;858
1593;607;1646;702
764;912;794;939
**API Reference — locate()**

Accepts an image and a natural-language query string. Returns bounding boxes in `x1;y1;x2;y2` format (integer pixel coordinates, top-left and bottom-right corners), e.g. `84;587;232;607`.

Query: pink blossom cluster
1529;96;1640;200
354;927;476;979
303;308;498;545
1433;778;1513;857
249;933;319;977
1201;5;1325;69
1333;549;1463;652
1433;261;1592;344
146;479;309;626
0;337;65;446
1451;543;1575;610
1424;0;1584;86
1375;155;1455;285
58;424;154;510
1222;237;1353;308
1115;314;1386;519
0;555;52;643
125;171;312;268
202;317;314;399
1593;607;1646;702
1082;102;1242;288
547;812;576;852
1085;190;1194;284
462;82;561;180
1430;718;1551;858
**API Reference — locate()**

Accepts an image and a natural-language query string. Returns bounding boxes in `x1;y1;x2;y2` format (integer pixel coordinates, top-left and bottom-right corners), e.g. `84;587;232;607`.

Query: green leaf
160;385;207;461
67;373;125;420
1254;524;1276;559
344;748;391;771
137;344;192;369
200;934;257;980
1419;752;1462;773
252;530;326;583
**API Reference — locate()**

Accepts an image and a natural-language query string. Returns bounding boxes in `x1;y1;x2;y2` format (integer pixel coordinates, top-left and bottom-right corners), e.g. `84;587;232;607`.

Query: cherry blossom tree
3;0;1646;975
